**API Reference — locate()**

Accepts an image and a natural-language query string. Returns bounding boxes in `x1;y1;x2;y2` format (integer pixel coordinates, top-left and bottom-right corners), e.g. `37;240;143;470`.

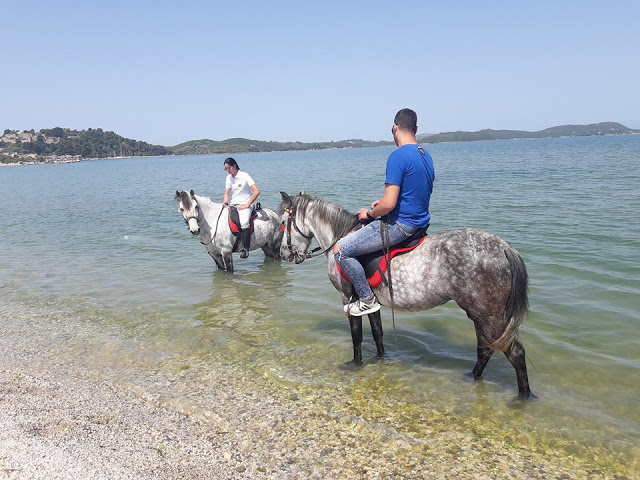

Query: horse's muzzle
283;252;304;263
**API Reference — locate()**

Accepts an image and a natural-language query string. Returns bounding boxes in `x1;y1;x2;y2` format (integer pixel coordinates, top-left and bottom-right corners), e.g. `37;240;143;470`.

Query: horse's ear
190;189;196;199
280;191;292;207
175;190;180;199
299;189;305;195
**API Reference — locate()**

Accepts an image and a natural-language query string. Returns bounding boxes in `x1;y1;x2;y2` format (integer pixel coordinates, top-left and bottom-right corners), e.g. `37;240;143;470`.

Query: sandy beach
1;335;621;480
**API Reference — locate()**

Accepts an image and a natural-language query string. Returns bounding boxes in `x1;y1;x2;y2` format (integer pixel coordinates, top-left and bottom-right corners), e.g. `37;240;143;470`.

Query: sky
2;1;638;146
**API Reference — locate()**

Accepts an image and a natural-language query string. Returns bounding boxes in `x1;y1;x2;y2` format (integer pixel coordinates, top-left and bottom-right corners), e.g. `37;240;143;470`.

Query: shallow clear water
1;135;639;472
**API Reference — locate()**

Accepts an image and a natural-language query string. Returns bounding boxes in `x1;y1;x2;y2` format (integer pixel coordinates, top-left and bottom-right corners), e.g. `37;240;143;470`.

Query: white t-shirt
225;171;255;205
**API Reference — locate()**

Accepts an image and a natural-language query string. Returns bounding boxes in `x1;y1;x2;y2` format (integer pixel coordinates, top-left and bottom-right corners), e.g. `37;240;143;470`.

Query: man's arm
357;183;399;220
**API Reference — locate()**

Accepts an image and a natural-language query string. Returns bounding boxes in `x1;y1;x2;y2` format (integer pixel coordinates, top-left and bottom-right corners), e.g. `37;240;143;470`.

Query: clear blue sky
2;1;638;146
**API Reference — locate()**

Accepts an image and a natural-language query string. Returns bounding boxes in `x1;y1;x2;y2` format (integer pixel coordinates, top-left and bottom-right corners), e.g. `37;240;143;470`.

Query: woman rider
222;157;260;258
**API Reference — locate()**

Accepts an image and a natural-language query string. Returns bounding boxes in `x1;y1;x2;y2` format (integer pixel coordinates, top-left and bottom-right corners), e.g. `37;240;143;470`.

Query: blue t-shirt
385;144;434;228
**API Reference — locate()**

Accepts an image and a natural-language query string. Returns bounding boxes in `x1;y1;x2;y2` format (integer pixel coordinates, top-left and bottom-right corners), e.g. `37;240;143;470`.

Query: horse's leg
367;310;385;357
210;252;225;270
263;230;281;260
261;244;276;259
504;338;533;398
471;322;494;379
222;252;234;272
348;315;363;365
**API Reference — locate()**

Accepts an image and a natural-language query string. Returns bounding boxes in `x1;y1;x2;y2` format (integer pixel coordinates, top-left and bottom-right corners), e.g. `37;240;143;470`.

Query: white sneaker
343;298;381;316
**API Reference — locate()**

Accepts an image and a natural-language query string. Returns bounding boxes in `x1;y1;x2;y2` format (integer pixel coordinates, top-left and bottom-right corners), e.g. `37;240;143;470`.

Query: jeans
335;218;418;301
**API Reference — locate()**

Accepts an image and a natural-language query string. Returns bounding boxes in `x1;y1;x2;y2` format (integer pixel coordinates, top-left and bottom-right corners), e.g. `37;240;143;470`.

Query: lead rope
381;217;397;339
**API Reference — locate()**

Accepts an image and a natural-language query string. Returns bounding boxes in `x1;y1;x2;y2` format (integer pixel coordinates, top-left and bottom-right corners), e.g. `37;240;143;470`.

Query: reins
380;217;397;337
198;204;226;247
381;144;424;335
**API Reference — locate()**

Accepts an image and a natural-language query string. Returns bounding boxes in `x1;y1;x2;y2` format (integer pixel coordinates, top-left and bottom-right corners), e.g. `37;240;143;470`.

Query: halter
183;213;199;224
182;202;200;227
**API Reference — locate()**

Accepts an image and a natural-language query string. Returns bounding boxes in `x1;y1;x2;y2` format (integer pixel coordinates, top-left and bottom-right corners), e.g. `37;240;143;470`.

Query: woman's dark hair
223;157;240;170
394;108;418;134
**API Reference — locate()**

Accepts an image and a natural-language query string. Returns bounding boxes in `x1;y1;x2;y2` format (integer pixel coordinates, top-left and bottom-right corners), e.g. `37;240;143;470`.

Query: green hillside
0;127;171;163
418;122;638;143
2;122;637;165
172;138;391;155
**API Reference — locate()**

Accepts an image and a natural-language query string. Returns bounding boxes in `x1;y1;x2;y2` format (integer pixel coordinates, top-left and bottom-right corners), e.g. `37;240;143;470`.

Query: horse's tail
489;246;530;352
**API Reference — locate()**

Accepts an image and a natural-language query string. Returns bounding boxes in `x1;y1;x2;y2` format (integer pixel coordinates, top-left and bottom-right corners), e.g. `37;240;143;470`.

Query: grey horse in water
175;190;283;272
279;192;533;398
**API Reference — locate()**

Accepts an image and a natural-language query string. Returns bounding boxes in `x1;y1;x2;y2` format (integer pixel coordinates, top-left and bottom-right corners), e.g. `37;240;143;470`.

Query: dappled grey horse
176;190;283;272
279;192;533;397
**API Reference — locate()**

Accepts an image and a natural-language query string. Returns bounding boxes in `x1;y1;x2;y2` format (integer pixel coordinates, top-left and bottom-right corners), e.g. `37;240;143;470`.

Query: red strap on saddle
229;218;241;233
337;236;426;288
229;209;258;233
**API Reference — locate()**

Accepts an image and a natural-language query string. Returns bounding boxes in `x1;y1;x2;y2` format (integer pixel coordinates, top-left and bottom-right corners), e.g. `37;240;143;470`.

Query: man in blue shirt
333;108;435;316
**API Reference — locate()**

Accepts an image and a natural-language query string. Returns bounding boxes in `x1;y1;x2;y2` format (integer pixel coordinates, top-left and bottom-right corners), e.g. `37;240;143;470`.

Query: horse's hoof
518;391;537;400
370;353;389;363
463;371;476;382
339;360;362;371
508;391;537;408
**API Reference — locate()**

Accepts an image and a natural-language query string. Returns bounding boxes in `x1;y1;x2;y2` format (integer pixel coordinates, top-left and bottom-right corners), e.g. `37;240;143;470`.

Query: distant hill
417;122;639;144
3;122;637;165
172;138;392;155
0;127;171;164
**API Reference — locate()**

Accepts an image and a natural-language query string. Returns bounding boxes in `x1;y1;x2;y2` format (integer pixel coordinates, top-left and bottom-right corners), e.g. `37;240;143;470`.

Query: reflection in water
195;259;291;348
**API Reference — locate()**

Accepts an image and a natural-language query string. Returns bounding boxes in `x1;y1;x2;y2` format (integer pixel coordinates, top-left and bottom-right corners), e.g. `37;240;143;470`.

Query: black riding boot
239;228;251;258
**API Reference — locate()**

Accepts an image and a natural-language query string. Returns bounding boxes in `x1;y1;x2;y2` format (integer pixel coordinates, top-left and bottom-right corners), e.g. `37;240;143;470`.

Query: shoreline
2;132;638;167
0;337;622;479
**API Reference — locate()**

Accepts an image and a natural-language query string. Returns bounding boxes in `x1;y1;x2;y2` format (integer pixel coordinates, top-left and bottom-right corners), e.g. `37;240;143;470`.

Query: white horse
175;189;283;272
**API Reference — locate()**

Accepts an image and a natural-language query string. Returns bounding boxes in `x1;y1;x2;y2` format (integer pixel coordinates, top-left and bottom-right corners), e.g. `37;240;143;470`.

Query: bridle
284;207;313;255
181;202;221;247
283;206;339;260
182;203;200;226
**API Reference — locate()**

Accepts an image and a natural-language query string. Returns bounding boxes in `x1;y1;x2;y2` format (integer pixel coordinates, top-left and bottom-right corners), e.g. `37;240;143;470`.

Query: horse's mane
280;193;360;238
193;194;219;209
193;194;223;221
178;190;193;210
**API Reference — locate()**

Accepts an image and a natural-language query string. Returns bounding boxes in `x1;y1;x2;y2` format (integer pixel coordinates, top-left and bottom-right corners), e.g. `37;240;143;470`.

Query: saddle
228;203;260;251
338;226;428;289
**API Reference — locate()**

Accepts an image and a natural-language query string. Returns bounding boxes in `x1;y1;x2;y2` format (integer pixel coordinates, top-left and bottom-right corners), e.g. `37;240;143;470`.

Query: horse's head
175;189;201;235
279;191;313;264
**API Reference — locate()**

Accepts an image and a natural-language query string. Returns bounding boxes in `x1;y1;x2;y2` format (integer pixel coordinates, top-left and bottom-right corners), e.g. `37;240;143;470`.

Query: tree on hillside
49;127;65;138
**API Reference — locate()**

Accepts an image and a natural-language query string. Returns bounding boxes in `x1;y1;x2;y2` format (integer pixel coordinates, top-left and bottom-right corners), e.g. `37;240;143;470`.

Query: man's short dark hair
394;108;418;134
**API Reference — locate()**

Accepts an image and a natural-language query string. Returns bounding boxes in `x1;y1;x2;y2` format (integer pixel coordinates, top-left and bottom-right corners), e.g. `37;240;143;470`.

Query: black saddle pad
228;204;261;235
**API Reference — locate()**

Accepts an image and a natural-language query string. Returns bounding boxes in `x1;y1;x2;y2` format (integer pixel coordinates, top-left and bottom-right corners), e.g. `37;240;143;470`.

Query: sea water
1;134;639;472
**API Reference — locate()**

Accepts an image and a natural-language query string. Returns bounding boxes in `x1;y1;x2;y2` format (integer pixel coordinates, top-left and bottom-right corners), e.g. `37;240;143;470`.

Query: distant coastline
1;122;638;165
417;121;638;144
